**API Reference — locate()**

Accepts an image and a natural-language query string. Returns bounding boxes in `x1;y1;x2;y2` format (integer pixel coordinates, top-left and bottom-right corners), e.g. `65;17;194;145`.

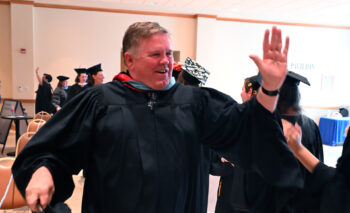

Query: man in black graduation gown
210;74;261;213
12;22;303;213
35;67;55;114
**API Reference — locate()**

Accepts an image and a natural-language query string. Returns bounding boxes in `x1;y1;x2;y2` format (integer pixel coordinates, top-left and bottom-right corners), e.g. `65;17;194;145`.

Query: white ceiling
36;0;350;27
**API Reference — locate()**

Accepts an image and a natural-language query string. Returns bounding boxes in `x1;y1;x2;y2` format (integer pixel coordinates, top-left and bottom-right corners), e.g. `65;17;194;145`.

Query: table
318;116;350;146
1;115;33;156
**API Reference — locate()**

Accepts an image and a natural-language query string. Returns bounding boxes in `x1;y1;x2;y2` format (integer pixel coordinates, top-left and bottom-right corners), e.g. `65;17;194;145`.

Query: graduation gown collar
113;71;175;92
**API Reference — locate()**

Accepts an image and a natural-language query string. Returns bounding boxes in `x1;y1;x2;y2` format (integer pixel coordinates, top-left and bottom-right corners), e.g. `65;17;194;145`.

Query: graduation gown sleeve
318;129;350;213
301;129;350;213
12;87;106;204
196;87;303;189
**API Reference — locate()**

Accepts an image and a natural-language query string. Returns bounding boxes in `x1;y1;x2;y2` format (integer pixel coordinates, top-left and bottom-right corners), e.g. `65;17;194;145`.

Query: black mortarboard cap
57;75;69;81
182;70;201;85
285;71;310;86
247;74;262;91
181;57;210;85
44;73;52;82
87;63;103;75
74;68;87;75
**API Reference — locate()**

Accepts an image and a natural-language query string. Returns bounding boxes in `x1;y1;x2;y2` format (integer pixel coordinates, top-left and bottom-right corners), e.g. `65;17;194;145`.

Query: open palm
250;26;289;91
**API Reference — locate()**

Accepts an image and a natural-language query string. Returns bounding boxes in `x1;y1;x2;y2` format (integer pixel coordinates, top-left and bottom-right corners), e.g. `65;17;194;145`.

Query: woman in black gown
283;119;350;213
67;68;88;101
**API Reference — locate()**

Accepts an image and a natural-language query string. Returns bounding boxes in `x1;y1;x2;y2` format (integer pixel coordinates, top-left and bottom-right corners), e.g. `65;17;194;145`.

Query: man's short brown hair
122;22;169;56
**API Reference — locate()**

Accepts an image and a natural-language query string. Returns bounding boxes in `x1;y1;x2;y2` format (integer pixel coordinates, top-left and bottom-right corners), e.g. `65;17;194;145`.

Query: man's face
240;84;251;103
93;71;105;85
125;33;173;90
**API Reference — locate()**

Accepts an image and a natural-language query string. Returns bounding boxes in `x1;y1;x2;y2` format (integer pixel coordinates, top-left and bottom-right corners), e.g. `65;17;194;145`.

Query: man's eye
166;52;173;56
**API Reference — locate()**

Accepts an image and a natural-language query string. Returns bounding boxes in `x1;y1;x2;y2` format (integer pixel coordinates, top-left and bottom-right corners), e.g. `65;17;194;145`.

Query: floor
0;130;343;213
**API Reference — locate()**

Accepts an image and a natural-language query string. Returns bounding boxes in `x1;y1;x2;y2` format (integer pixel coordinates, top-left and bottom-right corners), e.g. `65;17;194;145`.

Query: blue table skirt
319;117;350;146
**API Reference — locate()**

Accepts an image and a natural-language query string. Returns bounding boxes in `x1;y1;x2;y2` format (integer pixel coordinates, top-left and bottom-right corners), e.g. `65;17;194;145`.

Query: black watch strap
261;87;279;96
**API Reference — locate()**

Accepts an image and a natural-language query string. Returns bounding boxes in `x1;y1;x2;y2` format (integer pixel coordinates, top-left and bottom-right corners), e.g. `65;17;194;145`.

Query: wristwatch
261;87;279;96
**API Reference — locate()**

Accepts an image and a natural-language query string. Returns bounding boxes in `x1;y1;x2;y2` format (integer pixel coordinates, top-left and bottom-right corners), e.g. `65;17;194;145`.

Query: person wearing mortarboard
34;67;55;114
67;68;88;102
240;74;262;102
211;73;262;213
52;75;70;112
176;57;210;87
176;57;214;212
214;72;324;212
282;73;350;212
276;71;324;212
87;63;105;86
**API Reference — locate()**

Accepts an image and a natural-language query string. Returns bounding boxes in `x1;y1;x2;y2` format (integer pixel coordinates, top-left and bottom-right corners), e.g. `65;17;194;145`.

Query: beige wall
2;2;350;119
33;7;197;88
11;3;35;99
0;4;12;99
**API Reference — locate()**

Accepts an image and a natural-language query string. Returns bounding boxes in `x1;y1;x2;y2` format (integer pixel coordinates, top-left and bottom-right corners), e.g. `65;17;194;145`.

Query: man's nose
160;54;169;64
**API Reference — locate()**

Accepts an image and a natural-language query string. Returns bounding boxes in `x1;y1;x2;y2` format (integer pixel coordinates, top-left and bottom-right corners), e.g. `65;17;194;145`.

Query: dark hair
44;74;52;82
122;22;168;57
87;74;95;86
56;81;64;88
277;82;301;114
75;73;87;83
176;71;200;87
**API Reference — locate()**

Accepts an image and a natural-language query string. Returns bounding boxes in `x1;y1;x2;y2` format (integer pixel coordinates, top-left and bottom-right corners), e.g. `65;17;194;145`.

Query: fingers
262;29;270;58
25;167;55;212
249;55;262;69
295;123;302;137
263;26;285;58
26;186;54;212
283;36;290;56
270;26;279;51
221;157;228;163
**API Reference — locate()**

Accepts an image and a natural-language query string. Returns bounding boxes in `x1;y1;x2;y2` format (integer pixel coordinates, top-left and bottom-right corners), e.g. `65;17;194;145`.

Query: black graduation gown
67;83;87;102
12;81;303;213
211;114;324;213
35;81;55;114
281;115;324;213
299;130;350;213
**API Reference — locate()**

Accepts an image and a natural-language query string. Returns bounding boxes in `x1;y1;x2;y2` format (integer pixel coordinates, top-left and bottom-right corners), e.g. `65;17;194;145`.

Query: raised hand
250;26;289;91
282;119;302;152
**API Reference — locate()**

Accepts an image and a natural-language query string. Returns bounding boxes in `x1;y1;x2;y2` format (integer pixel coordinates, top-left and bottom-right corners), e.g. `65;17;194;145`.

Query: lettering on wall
289;62;315;71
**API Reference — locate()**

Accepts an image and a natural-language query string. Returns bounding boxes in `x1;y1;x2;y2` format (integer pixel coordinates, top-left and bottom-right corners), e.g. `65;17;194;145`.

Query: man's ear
124;52;134;69
248;88;254;98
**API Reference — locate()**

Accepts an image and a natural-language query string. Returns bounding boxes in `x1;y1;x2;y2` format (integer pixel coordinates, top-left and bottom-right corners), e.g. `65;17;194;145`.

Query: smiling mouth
156;70;167;74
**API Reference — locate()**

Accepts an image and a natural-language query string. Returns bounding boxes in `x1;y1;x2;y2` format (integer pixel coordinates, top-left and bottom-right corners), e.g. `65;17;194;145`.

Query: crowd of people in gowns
34;63;105;114
15;21;349;213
